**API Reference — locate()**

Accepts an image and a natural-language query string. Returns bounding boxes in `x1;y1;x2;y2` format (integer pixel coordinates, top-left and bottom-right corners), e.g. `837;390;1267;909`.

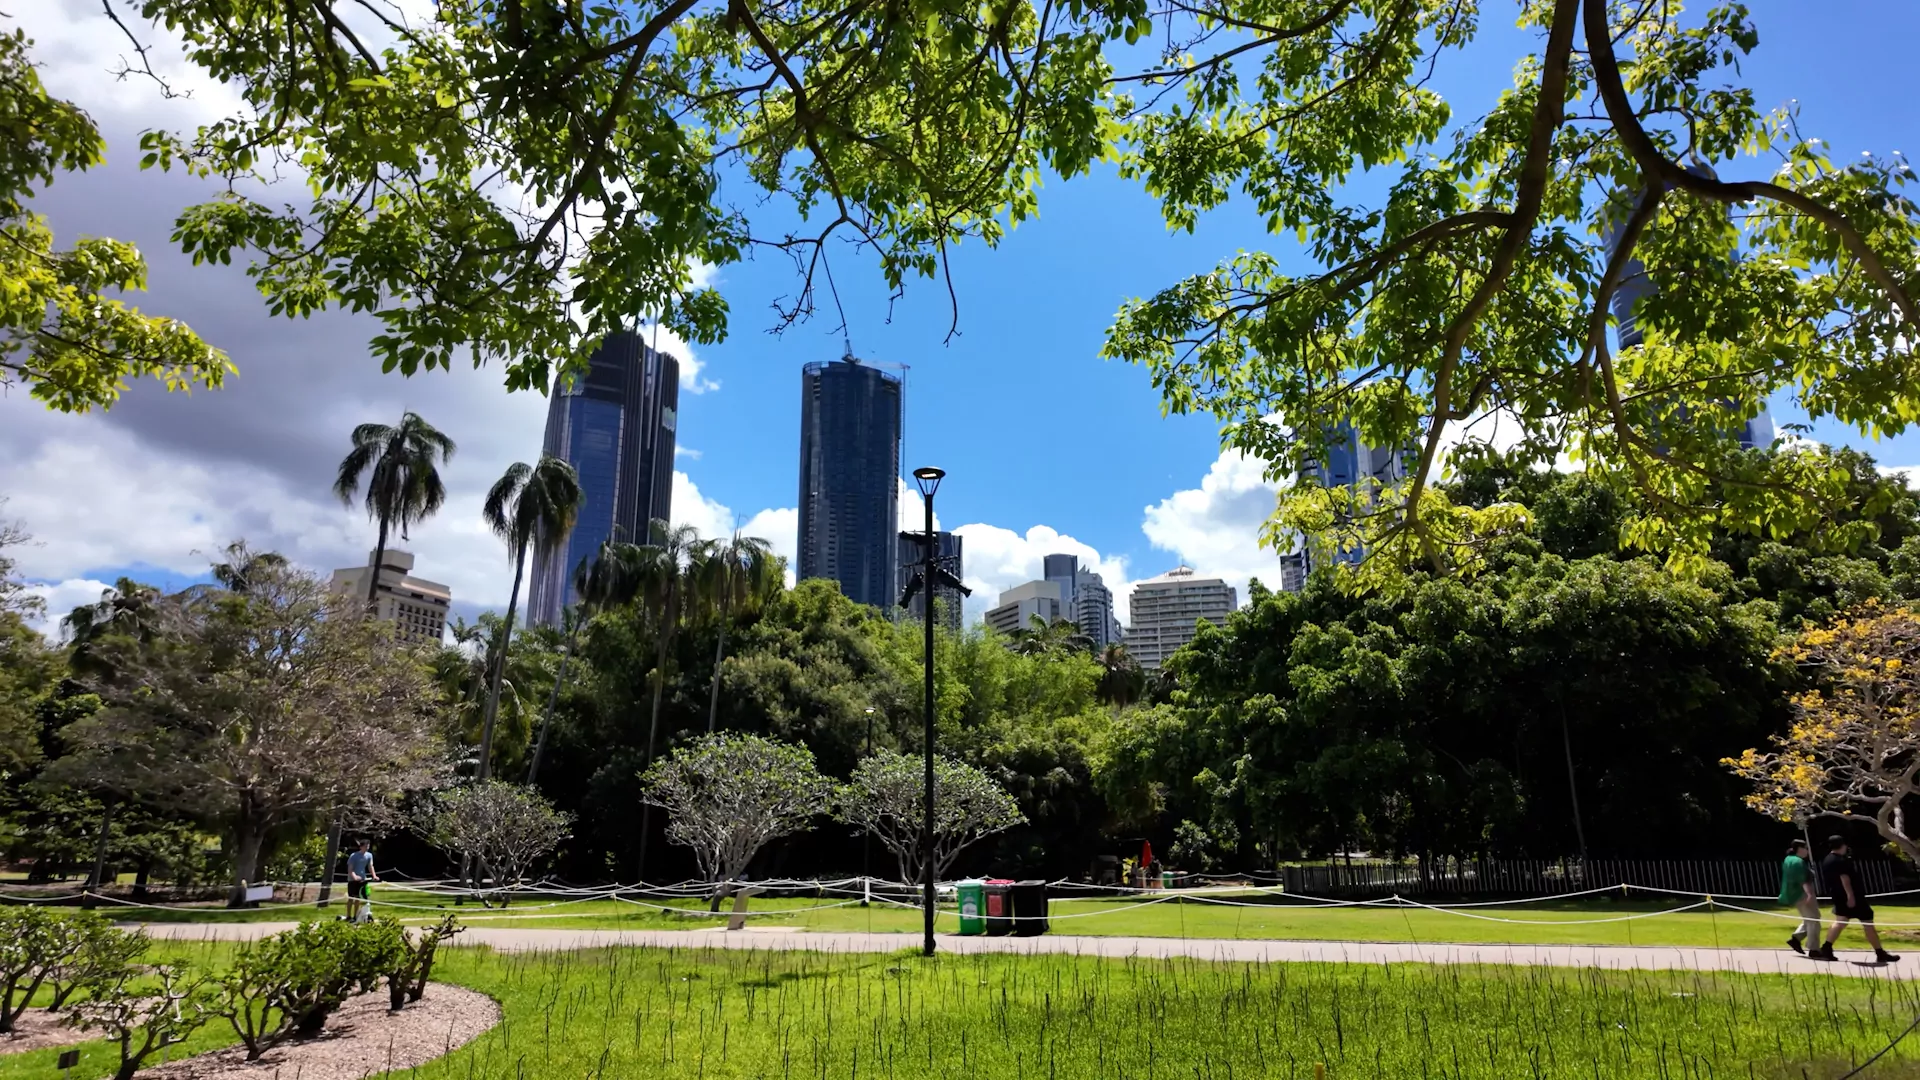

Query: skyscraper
798;357;903;609
1301;421;1413;567
1041;553;1122;649
1605;167;1775;450
527;331;679;627
897;529;964;633
1125;566;1237;672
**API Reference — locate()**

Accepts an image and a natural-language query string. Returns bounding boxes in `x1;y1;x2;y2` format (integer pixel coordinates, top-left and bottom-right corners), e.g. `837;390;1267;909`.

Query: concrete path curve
139;922;1916;979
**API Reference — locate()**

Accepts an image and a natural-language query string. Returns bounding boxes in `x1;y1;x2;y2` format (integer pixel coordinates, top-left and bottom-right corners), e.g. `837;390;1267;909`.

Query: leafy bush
0;906;60;1031
45;911;148;1009
65;963;212;1080
0;906;135;1031
214;917;411;1058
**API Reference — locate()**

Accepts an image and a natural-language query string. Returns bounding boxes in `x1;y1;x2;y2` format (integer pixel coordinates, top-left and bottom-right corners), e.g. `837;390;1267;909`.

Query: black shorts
348;880;370;900
1835;901;1875;922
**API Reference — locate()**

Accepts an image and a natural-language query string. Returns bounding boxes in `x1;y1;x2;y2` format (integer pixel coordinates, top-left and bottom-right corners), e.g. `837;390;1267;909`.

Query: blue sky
674;0;1920;574
6;0;1919;632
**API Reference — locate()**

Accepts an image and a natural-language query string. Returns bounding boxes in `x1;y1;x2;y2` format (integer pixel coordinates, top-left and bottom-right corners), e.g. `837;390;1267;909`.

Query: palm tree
333;412;456;607
1096;642;1146;709
524;604;580;786
632;521;702;767
477;455;583;781
694;532;781;733
525;536;641;786
209;542;289;594
1013;615;1092;657
586;520;702;880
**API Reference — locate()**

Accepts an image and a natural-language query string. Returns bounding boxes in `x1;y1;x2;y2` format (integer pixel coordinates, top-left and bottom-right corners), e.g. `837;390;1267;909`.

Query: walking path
141;923;1917;979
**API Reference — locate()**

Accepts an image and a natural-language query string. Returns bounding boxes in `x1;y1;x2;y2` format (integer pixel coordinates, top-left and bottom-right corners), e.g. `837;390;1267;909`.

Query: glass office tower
527;331;679;627
798;357;903;609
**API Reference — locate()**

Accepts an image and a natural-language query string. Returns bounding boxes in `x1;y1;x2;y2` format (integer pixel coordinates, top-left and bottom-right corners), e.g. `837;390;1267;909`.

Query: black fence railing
1261;858;1904;900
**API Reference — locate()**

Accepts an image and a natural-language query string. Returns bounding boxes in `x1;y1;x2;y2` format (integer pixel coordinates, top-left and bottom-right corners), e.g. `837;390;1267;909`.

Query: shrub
65;963;212;1080
386;915;464;1010
213;917;410;1058
46;913;148;1010
0;906;96;1031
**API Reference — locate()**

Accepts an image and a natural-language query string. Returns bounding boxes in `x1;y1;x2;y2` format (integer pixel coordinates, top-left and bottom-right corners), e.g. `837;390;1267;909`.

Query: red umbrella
1141;840;1153;870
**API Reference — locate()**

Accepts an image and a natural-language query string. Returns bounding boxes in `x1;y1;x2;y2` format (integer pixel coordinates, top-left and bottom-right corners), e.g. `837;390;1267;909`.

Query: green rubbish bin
1161;871;1174;889
956;879;986;935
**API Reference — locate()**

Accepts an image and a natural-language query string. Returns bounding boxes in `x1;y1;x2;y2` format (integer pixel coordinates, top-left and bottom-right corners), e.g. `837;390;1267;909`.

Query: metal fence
1263;858;1903;899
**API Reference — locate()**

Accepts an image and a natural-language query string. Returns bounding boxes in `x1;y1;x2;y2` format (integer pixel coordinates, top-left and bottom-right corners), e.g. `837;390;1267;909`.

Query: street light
862;706;876;907
911;466;944;957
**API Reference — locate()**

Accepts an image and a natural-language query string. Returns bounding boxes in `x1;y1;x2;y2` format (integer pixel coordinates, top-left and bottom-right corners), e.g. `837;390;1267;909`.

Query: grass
6;938;1919;1079
107;886;1920;951
358;945;1920;1079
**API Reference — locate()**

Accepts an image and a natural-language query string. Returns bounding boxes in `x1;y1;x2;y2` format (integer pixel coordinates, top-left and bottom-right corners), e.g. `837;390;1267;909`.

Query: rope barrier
17;874;1920;928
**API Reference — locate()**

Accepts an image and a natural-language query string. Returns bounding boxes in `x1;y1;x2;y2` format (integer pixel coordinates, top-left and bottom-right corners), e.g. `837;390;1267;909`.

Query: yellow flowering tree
1725;604;1920;862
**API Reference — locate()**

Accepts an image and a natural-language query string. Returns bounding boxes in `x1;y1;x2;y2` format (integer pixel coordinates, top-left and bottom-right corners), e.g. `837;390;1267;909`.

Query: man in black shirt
1812;836;1900;964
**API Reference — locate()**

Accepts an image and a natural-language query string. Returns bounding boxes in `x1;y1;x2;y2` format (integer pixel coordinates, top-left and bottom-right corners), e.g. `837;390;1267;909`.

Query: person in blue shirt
345;838;378;923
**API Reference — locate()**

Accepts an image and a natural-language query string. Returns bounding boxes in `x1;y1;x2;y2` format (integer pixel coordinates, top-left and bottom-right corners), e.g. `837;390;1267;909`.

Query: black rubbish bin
985;879;1014;936
1010;879;1049;936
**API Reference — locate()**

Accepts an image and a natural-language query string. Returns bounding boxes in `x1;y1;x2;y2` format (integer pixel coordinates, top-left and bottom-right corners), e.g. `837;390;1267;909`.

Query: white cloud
897;478;942;534
638;321;720;395
950;524;1133;627
740;507;800;587
670;471;738;541
1139;450;1288;602
674;446;702;460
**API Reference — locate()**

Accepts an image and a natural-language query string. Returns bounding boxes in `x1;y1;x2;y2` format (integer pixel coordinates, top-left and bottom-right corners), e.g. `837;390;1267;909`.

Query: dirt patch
0;1009;97;1054
147;984;500;1080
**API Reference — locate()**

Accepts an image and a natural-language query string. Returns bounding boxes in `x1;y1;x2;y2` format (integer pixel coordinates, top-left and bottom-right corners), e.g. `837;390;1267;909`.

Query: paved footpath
141;923;1917;980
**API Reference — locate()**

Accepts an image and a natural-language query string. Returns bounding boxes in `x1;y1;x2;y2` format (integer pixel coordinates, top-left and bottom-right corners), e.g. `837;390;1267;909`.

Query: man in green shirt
1778;839;1819;955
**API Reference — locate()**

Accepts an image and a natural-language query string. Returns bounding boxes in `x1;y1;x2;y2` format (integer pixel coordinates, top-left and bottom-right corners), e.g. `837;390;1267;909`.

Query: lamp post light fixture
862;705;876;907
911;465;944;957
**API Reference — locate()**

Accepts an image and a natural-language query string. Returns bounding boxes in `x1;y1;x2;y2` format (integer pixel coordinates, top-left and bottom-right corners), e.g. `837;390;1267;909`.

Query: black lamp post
912;465;944;957
862;706;875;907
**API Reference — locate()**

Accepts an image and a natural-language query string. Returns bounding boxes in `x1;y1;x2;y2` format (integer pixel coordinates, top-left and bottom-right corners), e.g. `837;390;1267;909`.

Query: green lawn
111;886;1920;951
8;938;1919;1079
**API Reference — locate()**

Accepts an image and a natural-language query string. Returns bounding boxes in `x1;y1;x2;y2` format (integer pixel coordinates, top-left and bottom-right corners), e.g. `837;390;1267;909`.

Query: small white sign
244;884;275;903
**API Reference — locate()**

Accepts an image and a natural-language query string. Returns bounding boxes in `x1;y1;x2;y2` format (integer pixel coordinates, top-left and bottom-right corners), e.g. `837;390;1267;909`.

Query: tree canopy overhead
1103;0;1920;577
10;0;1916;573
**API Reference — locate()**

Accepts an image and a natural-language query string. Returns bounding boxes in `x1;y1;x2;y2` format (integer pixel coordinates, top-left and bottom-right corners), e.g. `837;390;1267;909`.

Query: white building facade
1125;566;1237;671
329;549;451;645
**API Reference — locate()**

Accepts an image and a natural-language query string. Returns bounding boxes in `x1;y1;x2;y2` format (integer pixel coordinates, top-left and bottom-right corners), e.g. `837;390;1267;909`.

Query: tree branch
1402;0;1581;571
1580;0;1918;327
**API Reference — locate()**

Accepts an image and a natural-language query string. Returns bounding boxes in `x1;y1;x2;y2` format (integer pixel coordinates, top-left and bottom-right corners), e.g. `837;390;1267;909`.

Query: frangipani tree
1725;603;1920;861
836;751;1026;884
639;734;830;884
416;780;570;906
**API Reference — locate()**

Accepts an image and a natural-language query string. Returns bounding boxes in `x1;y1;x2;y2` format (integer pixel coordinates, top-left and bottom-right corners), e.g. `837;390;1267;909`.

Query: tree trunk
477;547;528;782
316;817;343;905
228;828;266;909
527;637;571;785
637;608;674;882
85;799;116;895
366;514;391;609
706;581;733;733
1558;698;1590;864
